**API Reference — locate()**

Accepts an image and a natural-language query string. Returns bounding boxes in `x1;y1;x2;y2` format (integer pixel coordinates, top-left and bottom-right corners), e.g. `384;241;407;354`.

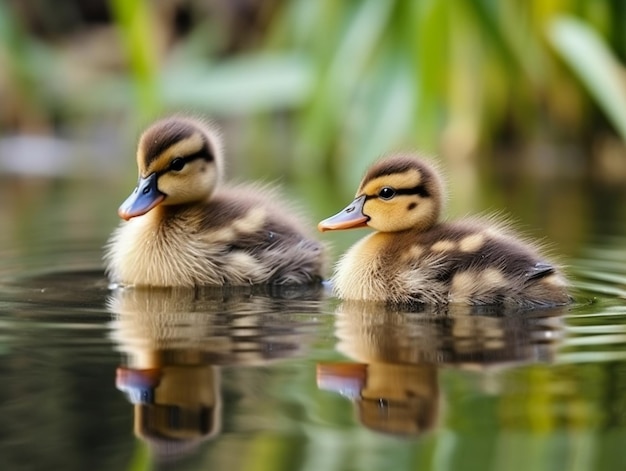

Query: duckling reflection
108;285;322;460
317;301;565;436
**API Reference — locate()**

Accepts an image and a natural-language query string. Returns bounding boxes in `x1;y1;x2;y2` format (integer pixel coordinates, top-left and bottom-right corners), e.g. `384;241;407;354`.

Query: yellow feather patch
542;273;567;287
403;244;425;260
480;268;506;287
449;271;474;303
459;233;485;252
431;240;456;252
204;207;267;243
232;207;266;233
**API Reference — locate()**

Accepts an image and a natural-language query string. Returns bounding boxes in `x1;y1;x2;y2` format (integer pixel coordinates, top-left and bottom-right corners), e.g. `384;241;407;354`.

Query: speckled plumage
104;117;325;287
319;154;569;308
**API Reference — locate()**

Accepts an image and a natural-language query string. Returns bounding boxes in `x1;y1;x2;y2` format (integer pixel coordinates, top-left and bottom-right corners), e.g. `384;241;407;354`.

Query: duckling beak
115;367;162;404
318;195;369;232
316;362;367;399
118;173;166;220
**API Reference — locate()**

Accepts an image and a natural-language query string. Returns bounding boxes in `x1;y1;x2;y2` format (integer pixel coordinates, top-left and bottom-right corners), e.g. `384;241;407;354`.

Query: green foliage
0;0;625;184
126;442;150;471
110;0;162;120
549;16;626;141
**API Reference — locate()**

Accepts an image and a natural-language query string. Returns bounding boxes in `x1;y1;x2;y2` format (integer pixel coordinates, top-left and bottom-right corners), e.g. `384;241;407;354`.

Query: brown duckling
105;116;325;287
318;154;569;307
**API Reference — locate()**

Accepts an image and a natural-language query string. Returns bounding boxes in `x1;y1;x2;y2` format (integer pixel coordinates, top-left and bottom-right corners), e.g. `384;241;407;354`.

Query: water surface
1;177;626;471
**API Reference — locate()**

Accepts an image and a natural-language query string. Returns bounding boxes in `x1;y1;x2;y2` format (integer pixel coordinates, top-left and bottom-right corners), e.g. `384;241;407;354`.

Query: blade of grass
110;0;161;119
549;16;626;141
295;0;395;176
160;54;313;114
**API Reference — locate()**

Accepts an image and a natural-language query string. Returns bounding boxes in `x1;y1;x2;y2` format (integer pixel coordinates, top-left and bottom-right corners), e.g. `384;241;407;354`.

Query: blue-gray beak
118;173;165;221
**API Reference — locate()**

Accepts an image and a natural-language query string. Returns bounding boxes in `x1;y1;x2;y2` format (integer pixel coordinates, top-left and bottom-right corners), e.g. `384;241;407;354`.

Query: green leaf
160;54;314;114
110;0;161;118
549;16;626;141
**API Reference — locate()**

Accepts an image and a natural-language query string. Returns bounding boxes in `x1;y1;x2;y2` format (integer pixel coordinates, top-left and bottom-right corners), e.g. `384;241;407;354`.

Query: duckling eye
169;157;186;172
378;187;396;200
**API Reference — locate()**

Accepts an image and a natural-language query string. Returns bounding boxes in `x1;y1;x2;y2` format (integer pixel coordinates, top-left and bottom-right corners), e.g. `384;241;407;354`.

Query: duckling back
332;219;568;307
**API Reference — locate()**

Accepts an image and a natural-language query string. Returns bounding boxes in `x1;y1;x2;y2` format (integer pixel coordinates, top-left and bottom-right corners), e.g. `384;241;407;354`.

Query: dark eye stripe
365;184;429;200
155;149;213;177
397;184;429;198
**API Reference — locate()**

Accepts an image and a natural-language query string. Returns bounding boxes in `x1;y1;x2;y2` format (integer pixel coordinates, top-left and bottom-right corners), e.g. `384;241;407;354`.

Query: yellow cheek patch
360;168;422;196
431;240;456;252
459;233;485;252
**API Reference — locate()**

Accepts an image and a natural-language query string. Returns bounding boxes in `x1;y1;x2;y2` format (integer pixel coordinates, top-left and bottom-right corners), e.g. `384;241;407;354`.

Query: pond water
1;177;626;471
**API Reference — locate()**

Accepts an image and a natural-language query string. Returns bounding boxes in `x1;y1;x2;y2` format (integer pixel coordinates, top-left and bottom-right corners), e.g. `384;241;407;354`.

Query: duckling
104;116;325;287
318;154;569;307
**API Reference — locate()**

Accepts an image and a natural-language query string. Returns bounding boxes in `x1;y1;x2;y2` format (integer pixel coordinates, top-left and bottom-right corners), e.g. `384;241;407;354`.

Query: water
1;178;626;471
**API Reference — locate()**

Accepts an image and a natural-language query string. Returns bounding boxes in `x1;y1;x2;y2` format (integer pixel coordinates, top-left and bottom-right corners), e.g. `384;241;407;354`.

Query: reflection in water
107;285;323;462
2;253;626;470
318;301;566;436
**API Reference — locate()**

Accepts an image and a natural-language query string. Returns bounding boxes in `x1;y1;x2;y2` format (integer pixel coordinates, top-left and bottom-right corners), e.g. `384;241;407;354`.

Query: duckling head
118;117;223;220
319;154;444;233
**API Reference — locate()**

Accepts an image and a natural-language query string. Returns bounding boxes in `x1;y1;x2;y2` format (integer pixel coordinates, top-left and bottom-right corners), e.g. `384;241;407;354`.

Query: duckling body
318;155;568;307
105;117;325;287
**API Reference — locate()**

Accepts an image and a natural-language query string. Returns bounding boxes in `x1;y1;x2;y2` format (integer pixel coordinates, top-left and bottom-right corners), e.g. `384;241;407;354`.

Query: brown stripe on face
363;155;419;182
360;169;423;197
358;155;437;196
140;119;199;167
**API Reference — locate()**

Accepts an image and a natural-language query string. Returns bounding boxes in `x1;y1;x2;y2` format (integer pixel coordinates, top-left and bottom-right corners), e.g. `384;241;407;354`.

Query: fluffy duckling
105;116;325;287
318;154;569;307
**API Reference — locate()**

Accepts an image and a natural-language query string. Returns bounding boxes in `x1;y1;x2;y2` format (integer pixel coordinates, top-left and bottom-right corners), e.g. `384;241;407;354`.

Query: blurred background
2;3;626;470
1;0;626;259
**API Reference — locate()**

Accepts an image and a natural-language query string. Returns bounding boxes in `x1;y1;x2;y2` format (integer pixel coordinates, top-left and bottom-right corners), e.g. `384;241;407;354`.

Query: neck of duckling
387;217;439;235
366;217;439;244
132;205;168;228
412;213;440;233
151;202;200;221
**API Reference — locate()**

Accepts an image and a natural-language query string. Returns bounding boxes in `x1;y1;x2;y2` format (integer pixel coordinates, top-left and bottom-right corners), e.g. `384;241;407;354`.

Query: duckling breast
331;232;450;304
105;208;227;287
331;233;394;303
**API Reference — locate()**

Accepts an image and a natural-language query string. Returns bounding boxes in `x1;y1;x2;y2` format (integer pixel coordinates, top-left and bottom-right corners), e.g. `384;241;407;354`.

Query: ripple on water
571;238;626;301
561;238;626;363
2;233;626;467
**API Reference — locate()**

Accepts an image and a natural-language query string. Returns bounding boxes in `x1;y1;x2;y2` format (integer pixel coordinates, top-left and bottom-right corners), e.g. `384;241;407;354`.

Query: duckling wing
407;222;568;306
525;262;555;281
197;196;325;285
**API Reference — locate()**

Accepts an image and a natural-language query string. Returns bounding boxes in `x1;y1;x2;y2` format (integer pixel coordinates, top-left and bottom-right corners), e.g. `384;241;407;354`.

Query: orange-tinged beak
318;195;369;232
118;173;165;220
316;362;367;398
115;367;162;404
